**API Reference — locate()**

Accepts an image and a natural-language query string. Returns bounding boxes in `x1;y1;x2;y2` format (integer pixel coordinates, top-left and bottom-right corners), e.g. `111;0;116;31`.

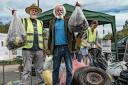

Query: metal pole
2;60;5;85
37;0;39;7
19;60;22;81
103;24;105;37
1;41;5;85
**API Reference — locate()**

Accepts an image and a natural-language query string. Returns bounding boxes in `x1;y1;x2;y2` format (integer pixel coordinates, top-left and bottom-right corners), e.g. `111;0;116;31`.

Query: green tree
0;24;9;33
123;20;128;29
103;19;128;42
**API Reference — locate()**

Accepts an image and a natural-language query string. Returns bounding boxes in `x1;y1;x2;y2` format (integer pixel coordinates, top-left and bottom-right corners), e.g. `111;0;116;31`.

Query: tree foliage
103;20;128;42
0;24;9;33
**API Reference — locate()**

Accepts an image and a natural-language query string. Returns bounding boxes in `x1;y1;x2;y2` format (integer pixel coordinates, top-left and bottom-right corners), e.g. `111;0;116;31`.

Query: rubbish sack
59;63;66;79
59;59;85;85
89;48;108;70
7;11;26;50
41;70;52;85
59;72;66;85
72;67;112;85
113;79;128;85
72;56;86;74
120;69;128;80
43;55;53;70
106;61;127;76
68;2;88;32
113;70;128;85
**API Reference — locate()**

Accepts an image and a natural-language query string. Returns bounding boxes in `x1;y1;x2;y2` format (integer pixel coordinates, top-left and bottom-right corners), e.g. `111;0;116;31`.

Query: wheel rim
86;72;103;85
108;54;116;62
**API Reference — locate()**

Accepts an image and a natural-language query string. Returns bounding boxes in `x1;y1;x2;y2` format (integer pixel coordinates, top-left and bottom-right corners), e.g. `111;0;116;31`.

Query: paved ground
0;64;37;85
0;65;20;83
0;64;19;72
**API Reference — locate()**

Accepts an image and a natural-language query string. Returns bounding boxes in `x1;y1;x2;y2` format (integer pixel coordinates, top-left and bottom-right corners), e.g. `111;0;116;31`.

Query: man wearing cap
19;4;45;85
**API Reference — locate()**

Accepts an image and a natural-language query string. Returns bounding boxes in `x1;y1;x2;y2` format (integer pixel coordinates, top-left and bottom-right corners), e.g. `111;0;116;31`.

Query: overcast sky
0;0;128;37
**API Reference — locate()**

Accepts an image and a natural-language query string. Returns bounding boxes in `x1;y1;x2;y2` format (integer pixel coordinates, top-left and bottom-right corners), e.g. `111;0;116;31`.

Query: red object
59;54;86;85
72;59;86;75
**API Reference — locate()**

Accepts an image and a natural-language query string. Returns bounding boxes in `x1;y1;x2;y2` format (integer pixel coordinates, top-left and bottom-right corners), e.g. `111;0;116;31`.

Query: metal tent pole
1;41;5;85
2;60;5;85
37;0;39;7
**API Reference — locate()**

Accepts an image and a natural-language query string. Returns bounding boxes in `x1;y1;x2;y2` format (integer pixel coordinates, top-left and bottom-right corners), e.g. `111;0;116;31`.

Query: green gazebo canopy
38;3;118;59
38;3;116;41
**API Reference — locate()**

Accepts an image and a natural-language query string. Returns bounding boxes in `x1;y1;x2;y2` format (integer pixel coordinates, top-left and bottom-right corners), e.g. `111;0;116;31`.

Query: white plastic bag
106;61;127;76
43;55;53;70
68;5;88;32
7;12;26;50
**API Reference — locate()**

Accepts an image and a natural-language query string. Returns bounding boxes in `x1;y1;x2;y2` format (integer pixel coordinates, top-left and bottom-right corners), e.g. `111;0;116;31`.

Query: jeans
80;47;88;56
72;52;83;62
52;45;72;85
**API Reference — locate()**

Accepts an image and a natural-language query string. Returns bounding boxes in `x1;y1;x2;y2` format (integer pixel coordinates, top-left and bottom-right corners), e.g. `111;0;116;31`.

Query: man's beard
30;14;37;19
55;15;64;19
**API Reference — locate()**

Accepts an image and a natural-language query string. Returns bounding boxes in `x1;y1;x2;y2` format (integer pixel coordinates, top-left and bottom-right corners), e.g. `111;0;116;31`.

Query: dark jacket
48;17;76;54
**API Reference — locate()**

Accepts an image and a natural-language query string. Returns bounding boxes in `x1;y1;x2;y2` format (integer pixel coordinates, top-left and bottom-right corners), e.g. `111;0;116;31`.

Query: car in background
112;36;128;61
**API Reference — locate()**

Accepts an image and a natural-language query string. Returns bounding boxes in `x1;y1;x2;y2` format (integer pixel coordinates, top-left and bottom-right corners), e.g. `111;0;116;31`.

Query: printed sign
101;40;111;53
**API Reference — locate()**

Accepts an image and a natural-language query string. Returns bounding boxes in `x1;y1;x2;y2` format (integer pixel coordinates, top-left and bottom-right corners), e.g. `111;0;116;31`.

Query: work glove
45;49;51;55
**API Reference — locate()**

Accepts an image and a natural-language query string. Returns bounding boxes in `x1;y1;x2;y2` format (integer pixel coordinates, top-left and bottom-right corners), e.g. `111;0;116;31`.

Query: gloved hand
42;49;46;53
86;43;91;48
96;44;101;49
46;49;51;55
12;9;16;15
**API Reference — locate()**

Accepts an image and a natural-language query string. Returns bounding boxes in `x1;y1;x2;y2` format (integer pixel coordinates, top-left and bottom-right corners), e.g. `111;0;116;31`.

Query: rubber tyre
72;66;112;85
